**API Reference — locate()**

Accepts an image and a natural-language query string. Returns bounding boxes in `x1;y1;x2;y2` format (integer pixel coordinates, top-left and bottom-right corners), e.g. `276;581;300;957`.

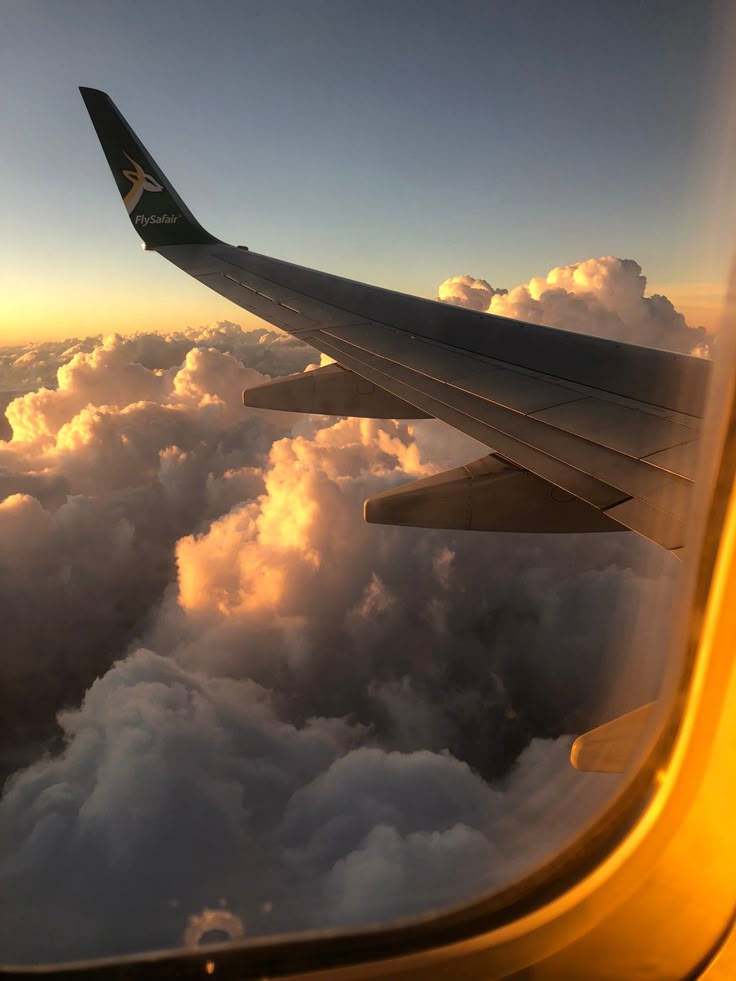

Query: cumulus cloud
0;649;614;961
0;326;315;777
0;309;676;964
0;650;357;960
439;256;711;355
437;275;508;312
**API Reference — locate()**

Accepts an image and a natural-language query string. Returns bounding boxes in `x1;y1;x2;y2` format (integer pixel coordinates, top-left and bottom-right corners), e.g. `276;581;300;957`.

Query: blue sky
1;0;729;341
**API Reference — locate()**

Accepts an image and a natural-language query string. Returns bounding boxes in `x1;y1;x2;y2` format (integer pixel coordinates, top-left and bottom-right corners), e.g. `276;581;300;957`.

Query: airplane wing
80;87;708;552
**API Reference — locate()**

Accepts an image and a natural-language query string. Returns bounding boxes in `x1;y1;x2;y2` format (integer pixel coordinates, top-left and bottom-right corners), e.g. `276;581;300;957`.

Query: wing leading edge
80;88;709;551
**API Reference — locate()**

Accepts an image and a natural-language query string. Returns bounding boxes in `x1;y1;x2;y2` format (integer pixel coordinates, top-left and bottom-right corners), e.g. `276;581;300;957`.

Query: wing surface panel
528;399;697;459
313;334;685;549
311;332;687;549
316;327;694;511
642;440;702;481
320;324;699;474
310;334;630;507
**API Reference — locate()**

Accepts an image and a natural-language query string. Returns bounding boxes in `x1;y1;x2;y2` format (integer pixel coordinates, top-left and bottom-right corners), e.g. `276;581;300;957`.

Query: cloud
0;649;610;961
0;323;313;398
315;736;615;928
0;327;312;779
0;649;358;960
0;305;676;963
438;256;711;355
437;275;508;312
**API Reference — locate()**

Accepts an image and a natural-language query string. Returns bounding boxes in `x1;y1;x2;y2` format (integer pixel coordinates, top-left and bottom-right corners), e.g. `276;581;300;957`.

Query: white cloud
0;649;609;960
439;256;711;355
0;307;676;963
437;275;507;312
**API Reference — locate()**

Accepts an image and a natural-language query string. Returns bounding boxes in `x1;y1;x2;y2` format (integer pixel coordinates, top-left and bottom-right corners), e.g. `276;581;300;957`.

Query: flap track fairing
364;454;625;534
243;363;430;419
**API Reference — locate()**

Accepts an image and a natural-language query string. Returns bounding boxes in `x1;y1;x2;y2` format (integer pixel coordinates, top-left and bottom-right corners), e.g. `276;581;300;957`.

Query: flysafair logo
121;151;163;213
134;214;180;226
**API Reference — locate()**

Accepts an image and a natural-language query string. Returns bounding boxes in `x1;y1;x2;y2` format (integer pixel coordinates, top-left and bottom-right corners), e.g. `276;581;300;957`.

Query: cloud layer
439;256;710;355
0;259;681;964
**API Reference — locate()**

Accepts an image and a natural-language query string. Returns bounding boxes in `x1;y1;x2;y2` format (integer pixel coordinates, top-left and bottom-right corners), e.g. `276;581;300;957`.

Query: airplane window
1;1;735;976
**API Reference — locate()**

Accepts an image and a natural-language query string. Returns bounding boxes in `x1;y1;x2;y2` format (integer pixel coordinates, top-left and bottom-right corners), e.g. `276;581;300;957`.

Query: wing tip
79;85;219;248
79;86;110;106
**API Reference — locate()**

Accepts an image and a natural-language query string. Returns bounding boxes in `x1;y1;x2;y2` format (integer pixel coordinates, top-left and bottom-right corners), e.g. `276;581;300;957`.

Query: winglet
79;87;218;249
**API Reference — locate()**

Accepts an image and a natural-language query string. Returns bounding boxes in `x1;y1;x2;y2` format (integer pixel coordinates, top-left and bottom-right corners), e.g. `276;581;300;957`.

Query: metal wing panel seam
319;331;691;512
313;337;683;546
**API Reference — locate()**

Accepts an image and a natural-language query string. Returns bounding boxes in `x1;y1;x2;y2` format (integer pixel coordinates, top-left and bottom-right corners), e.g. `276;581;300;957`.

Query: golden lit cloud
439;257;713;356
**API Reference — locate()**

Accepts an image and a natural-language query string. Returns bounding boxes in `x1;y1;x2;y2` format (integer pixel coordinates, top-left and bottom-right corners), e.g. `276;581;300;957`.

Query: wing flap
604;499;685;551
642;439;702;480
452;368;585;415
529;398;698;459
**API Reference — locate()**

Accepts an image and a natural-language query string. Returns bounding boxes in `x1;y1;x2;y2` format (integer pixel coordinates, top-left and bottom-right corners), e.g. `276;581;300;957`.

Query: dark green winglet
79;87;219;248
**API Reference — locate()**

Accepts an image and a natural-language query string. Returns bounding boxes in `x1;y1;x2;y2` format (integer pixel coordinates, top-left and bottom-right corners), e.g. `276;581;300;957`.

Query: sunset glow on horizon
2;271;725;349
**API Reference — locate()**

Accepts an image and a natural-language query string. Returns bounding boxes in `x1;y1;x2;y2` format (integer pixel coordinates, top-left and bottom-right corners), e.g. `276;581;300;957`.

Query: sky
1;0;731;343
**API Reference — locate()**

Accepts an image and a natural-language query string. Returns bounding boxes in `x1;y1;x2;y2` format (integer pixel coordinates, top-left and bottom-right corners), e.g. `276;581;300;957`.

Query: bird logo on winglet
121;152;163;214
